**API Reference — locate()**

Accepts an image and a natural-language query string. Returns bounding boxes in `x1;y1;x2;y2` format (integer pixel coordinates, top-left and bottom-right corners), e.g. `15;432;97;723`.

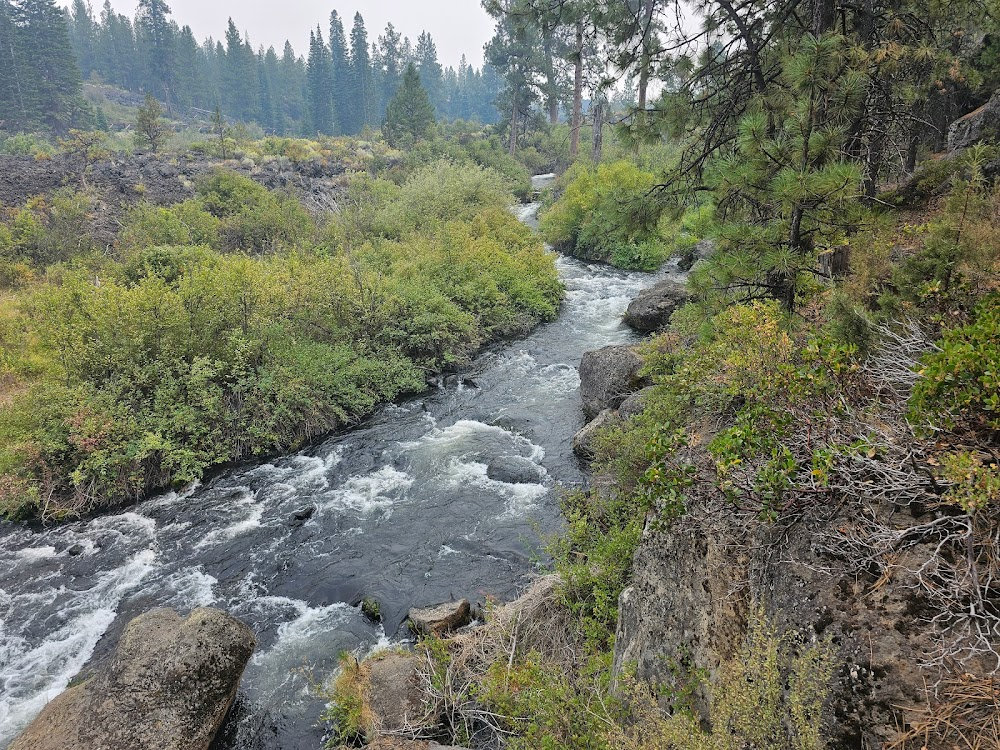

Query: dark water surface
0;176;676;749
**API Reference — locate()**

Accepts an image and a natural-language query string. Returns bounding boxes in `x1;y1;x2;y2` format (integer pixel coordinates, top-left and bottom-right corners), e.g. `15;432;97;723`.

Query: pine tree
12;0;86;131
347;12;374;133
415;31;443;115
376;22;403;118
383;61;436;147
328;10;349;134
305;27;334;134
69;0;96;79
279;40;305;131
136;0;174;107
135;92;168;151
0;0;27;129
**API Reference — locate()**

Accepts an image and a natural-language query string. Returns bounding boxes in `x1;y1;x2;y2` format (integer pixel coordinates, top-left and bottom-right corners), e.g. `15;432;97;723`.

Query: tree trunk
636;0;654;112
812;0;836;35
509;95;518;157
591;97;604;163
570;20;584;158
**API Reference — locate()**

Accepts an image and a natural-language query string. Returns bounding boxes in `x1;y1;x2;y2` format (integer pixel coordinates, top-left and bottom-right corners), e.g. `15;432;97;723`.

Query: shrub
540;160;667;270
910;295;1000;435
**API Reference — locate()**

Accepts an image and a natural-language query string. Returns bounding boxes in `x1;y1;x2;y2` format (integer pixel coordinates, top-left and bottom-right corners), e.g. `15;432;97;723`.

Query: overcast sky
106;1;496;68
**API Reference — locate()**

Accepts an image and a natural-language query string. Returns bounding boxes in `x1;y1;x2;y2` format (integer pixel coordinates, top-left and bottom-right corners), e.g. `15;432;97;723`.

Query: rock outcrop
624;279;692;333
486;456;545;484
11;607;255;750
611;502;949;748
364;652;432;734
948;91;1000;151
409;599;472;636
572;409;618;459
618;386;657;420
579;345;646;419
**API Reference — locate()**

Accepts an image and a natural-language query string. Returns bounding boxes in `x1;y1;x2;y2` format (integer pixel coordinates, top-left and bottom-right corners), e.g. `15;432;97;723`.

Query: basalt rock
409;599;472;637
572;409;619;459
611;499;959;748
579;345;647;419
486;456;545;485
624;279;692;333
618;386;658;421
948;91;1000;151
10;607;255;750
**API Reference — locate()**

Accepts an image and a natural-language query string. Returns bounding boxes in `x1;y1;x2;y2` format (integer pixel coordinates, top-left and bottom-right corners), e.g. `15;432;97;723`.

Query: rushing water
0;175;678;749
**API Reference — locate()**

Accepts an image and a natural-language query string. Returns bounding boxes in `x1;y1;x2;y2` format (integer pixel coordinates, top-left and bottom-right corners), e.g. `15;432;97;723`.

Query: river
0;175;675;749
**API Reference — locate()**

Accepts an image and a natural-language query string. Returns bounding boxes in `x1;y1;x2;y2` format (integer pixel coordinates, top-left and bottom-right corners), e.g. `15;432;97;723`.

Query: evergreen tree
279;40;305;130
347;12;374;132
135;91;168;151
0;0;27;129
305;26;334;134
383;61;436;146
11;0;85;131
375;22;403;118
415;31;443;115
68;0;96;79
328;10;349;134
221;19;258;122
172;24;202;108
135;0;174;107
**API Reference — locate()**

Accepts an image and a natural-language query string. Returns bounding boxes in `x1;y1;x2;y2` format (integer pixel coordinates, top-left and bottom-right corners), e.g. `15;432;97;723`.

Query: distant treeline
0;0;502;135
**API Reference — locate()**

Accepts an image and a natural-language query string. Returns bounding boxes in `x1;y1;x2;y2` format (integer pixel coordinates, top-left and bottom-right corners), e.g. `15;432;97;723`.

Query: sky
106;1;497;68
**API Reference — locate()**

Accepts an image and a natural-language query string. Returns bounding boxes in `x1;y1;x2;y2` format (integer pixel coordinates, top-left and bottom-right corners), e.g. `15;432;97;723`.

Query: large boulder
11;607;255;750
624;279;692;333
572;409;619;459
486;456;545;484
579;345;646;419
948;91;1000;151
409;599;472;637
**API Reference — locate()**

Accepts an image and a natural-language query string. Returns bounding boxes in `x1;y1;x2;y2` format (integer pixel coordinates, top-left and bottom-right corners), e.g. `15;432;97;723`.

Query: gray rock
679;238;716;272
579;344;646;419
486;456;545;484
610;498;954;749
618;386;658;420
409;599;472;636
624;279;692;333
364;652;430;734
10;607;255;750
948;91;1000;151
572;409;619;459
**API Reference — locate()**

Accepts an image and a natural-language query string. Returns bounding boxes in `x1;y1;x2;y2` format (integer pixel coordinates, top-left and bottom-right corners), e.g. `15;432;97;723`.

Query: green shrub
910;295;1000;435
540;160;668;270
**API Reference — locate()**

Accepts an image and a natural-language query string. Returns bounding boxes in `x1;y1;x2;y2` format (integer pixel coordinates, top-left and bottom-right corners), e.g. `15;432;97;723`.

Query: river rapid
0;175;677;749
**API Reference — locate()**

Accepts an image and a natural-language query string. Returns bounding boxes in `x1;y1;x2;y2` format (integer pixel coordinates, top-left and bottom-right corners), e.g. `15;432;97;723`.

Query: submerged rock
624;279;692;333
10;607;255;750
579;345;646;419
409;599;472;636
572;409;619;459
486;456;545;484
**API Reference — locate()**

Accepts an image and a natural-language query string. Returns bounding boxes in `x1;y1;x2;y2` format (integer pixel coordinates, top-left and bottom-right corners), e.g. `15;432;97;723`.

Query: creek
0;175;677;749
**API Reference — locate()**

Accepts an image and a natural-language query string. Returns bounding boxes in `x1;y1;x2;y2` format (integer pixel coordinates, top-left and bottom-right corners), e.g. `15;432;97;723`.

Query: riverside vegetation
320;1;1000;749
3;0;1000;747
0;156;562;520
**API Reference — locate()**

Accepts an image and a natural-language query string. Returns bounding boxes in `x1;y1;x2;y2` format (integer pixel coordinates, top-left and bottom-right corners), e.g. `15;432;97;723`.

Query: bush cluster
0;161;561;519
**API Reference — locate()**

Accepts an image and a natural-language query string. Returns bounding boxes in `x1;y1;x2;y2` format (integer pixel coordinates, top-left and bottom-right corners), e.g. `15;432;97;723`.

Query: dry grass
891;676;1000;750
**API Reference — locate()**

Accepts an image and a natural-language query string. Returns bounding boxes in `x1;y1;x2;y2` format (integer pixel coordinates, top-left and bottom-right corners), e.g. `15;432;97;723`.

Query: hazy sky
106;1;496;68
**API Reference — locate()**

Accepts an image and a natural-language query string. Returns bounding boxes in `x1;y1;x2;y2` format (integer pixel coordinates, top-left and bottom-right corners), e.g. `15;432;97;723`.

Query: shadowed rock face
624;279;692;333
579;344;647;419
948;91;1000;151
10;607;255;750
